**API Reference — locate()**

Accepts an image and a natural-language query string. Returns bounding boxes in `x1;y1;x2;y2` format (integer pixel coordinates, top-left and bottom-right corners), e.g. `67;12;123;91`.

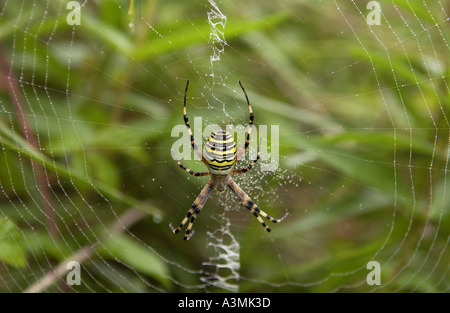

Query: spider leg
236;81;254;161
172;180;214;240
231;137;261;174
228;180;288;232
171;149;210;177
183;80;207;165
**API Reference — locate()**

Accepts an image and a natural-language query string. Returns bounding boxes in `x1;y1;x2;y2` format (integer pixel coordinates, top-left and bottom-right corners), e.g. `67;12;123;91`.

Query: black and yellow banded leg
231;138;261;174
171;149;210;177
236;81;254;161
172;180;214;240
183;80;207;165
228;180;288;232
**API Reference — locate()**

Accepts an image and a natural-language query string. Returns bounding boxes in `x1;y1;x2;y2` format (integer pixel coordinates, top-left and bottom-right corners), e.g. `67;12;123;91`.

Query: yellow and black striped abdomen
204;130;237;176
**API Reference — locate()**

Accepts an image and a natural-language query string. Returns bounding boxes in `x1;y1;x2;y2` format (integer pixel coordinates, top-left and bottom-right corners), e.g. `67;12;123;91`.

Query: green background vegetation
0;0;448;292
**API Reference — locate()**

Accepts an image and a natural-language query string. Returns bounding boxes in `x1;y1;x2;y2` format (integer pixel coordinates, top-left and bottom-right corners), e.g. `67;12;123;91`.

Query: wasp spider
170;80;288;240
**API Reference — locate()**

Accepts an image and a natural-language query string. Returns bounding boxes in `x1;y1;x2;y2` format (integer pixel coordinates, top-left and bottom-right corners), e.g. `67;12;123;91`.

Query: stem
24;208;147;293
0;45;58;239
128;0;135;33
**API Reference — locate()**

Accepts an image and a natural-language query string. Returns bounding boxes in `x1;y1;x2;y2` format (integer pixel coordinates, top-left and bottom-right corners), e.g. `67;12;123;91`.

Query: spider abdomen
204;130;237;176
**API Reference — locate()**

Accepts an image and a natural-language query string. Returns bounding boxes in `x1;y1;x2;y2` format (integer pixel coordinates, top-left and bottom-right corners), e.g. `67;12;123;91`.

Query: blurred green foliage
0;0;448;292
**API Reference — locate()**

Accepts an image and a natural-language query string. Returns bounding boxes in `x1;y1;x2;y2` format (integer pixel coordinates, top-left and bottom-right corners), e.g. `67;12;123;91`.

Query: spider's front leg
171;180;214;240
228;180;288;232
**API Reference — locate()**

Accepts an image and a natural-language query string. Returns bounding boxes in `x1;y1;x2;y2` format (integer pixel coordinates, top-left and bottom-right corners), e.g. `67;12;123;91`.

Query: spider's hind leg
171;149;210;177
231;137;262;175
235;81;255;161
182;80;208;165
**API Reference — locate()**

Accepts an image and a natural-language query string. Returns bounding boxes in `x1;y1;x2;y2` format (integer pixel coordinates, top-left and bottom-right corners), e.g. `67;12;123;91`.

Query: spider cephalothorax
170;81;288;240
